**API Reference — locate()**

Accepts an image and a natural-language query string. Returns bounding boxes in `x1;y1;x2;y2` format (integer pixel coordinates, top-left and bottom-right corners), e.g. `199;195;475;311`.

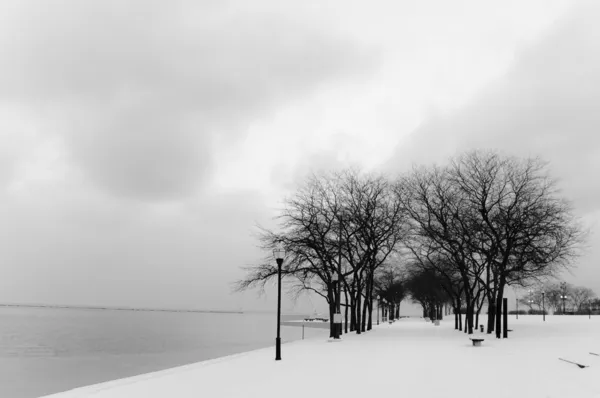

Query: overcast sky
0;0;598;314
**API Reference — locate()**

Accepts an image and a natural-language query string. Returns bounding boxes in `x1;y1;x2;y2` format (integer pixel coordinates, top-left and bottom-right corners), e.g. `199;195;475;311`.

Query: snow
42;316;600;398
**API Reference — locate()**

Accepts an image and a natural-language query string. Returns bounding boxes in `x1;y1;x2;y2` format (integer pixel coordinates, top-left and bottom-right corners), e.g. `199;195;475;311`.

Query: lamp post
589;301;592;320
542;292;545;322
560;294;567;315
560;282;567;315
273;247;285;361
336;213;343;338
516;297;519;319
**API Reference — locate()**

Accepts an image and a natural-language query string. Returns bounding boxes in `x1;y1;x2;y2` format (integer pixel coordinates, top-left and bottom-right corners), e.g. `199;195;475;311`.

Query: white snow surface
42;316;600;398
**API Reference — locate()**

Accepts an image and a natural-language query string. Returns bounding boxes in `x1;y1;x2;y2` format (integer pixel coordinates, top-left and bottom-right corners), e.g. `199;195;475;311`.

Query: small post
302;324;305;340
503;298;508;339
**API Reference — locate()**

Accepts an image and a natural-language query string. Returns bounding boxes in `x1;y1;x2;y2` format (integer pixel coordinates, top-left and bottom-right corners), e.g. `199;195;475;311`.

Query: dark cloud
0;0;375;200
386;1;600;214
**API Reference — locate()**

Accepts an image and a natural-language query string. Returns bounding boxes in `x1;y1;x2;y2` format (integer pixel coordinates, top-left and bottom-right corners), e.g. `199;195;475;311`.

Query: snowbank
42;316;600;398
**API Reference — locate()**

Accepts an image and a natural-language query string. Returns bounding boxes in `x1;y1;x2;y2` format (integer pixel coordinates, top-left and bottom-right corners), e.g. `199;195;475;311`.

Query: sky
0;0;598;314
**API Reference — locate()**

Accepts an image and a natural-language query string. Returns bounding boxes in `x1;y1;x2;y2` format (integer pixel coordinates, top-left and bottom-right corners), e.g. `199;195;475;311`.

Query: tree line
236;150;585;337
514;281;598;314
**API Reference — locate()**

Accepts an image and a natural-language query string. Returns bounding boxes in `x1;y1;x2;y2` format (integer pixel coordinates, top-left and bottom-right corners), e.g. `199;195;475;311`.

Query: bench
470;338;484;347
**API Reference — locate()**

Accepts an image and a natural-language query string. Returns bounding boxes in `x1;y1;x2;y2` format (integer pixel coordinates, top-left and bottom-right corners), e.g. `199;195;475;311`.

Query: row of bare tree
236;150;585;338
517;282;598;313
236;168;406;336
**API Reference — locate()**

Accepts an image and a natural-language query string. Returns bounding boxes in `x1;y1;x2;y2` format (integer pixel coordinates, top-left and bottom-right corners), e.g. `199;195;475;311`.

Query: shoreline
40;316;600;398
0;309;328;398
40;330;324;398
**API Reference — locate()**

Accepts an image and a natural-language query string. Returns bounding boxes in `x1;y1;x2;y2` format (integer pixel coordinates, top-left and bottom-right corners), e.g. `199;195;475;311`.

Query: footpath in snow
43;316;600;398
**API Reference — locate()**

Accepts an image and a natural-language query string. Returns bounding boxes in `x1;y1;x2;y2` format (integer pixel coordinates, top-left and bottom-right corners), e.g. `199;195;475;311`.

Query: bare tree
446;150;585;336
569;286;597;311
395;150;585;336
404;267;451;320
374;262;407;321
236;169;409;336
398;165;486;334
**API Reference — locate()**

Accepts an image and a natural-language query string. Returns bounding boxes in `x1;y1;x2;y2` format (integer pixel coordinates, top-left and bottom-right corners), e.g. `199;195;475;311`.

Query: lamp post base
275;337;281;360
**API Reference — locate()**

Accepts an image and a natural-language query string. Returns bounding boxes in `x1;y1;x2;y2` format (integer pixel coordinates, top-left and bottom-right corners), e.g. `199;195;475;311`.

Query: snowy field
43;315;600;398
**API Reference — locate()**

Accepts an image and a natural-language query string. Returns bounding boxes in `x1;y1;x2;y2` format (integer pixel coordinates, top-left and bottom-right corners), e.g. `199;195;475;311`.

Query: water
0;307;329;398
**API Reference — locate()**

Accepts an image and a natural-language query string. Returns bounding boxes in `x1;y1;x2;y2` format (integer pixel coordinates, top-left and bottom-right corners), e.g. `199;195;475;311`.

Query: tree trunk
464;306;468;333
355;278;362;334
367;270;374;330
344;306;349;334
495;285;505;339
343;285;349;334
456;298;462;331
367;297;373;331
454;308;458;330
487;299;495;334
361;294;368;332
465;295;474;334
350;281;356;332
367;284;373;331
329;298;335;338
488;272;498;334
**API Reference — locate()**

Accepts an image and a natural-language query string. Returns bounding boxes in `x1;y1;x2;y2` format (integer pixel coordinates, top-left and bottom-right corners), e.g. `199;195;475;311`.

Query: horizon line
0;303;245;314
0;303;313;315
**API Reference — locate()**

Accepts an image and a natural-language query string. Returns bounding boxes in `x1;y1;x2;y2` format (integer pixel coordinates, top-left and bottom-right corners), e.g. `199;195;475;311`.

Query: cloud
0;0;375;200
385;0;600;214
0;185;273;309
381;0;600;294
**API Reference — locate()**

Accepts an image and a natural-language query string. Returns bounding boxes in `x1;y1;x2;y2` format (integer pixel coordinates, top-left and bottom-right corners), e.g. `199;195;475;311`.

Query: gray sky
0;0;597;313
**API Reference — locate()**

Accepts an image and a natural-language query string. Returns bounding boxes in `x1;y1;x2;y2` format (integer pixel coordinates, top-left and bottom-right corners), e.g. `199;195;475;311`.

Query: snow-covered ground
42;315;600;398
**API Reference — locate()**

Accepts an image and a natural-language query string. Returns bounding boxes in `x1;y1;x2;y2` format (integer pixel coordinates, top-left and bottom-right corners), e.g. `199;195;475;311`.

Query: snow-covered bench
470;338;484;347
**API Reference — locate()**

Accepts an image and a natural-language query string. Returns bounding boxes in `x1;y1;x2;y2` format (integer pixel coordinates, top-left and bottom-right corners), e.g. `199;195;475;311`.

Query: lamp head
273;246;285;262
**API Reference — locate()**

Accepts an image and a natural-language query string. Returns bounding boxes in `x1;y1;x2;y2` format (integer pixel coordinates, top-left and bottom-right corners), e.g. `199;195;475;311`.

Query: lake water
0;307;329;398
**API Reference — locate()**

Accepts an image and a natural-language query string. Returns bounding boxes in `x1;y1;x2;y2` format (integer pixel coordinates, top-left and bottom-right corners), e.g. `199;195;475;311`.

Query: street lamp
273;246;285;361
560;282;567;315
542;292;545;322
527;289;536;317
560;294;567;315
